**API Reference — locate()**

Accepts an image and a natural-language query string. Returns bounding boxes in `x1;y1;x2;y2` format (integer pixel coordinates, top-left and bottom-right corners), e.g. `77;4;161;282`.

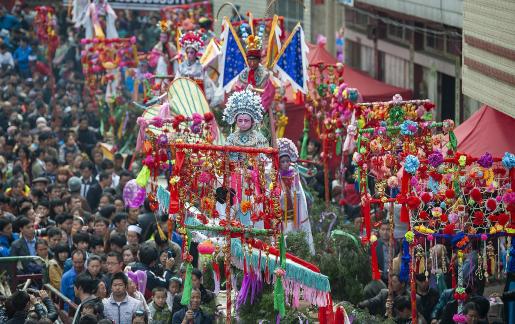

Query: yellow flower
405;231;414;243
170;176;180;185
458;155;466;167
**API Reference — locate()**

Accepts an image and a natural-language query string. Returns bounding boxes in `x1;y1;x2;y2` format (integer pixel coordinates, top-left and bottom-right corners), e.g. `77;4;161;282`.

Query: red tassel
370;241;381;280
510;168;515;191
400;170;410;224
400;204;410;223
169;184;180;214
334;306;344;323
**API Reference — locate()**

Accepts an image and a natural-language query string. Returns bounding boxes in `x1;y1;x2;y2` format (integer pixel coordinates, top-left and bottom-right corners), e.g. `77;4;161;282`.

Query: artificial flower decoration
404;155;420;175
477;152;494;168
502;152;515;169
400;120;418;136
428;151;444;168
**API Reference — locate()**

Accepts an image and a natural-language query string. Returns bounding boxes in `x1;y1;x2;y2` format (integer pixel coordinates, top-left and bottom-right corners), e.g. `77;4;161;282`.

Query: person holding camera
6;289;57;324
171;288;213;324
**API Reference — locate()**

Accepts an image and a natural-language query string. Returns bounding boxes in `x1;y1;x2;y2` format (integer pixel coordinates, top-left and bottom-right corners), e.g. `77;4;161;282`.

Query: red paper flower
407;196;421;210
497;213;510;226
473;211;485;226
445;189;455;199
470;188;482;203
486;198;497;211
419;211;429;220
421;192;432;204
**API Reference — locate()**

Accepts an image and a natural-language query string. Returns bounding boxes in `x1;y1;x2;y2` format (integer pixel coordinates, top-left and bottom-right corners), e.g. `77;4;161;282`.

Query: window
355;11;368;26
277;0;304;31
387;19;403;40
425;32;444;51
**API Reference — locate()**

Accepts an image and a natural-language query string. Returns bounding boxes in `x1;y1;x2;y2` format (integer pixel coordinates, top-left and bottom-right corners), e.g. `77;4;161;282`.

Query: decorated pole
223;152;232;324
386;201;395;318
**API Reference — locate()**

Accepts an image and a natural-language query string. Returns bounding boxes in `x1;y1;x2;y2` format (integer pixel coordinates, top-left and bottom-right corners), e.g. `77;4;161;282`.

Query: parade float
351;95;515;322
124;12;345;322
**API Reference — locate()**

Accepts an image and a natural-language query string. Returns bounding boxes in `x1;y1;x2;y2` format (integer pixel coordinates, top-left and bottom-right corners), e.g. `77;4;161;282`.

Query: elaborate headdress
223;89;264;125
157;19;171;33
179;31;204;53
277;138;299;162
245;34;262;58
240;16;266;59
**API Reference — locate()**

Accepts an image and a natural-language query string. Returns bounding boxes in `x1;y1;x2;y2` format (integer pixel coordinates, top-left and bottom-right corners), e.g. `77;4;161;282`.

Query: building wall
354;0;463;28
462;0;515;118
341;1;482;121
311;0;346;54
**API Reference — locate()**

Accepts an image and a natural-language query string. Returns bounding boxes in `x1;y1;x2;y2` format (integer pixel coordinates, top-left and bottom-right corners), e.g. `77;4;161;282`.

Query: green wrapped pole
135;165;150;187
274;234;286;317
300;116;310;160
181;230;193;306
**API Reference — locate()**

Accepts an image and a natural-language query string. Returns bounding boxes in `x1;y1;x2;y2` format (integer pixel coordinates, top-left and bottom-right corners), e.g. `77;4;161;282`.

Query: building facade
462;0;515;118
340;0;481;122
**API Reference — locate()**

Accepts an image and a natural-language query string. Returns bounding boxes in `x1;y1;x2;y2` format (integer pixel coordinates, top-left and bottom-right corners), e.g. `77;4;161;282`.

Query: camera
26;288;39;295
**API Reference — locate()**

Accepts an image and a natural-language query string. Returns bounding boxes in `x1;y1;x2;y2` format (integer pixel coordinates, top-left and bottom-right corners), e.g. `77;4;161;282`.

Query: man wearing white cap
127;225;142;246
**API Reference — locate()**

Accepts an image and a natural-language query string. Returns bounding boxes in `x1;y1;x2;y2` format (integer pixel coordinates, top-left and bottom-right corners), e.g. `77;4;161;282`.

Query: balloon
123;179;146;208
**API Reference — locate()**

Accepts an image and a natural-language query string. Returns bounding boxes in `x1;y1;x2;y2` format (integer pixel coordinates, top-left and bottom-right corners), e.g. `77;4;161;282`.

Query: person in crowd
130;243;175;298
415;273;439;323
61;249;86;310
47;242;69;289
103;272;144;324
72;273;104;324
0;218;18;256
111;212;128;236
148;287;172;324
122;245;138;267
171;288;213;324
104;251;124;292
358;274;409;317
9;216;38;273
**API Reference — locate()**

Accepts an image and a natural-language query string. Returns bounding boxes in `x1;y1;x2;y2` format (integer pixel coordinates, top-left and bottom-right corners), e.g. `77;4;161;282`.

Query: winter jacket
102;293;143;324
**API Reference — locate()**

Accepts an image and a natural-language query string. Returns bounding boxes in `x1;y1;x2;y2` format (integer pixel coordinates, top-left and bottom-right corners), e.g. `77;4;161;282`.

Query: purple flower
477;152;493;168
428;151;444;168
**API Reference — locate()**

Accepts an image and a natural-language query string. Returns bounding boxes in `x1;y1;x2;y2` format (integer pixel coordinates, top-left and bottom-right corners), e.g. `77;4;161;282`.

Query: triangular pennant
200;38;221;68
273;23;309;93
265;15;282;69
218;17;247;92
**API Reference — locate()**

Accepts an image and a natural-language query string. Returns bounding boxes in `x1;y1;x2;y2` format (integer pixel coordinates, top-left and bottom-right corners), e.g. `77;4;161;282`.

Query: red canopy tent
283;42;412;141
454;105;515;157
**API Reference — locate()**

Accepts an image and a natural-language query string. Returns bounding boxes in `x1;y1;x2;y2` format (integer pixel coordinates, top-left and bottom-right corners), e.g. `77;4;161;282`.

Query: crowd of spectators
0;2;513;324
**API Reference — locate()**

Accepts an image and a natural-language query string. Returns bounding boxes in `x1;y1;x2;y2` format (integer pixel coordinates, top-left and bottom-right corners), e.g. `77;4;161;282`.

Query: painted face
159;33;168;43
236;114;252;132
248;57;260;70
186;48;197;62
280;156;291;172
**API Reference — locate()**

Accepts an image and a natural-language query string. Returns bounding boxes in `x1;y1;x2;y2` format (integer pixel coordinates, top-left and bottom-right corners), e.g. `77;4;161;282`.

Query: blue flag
274;24;308;93
219;18;247;91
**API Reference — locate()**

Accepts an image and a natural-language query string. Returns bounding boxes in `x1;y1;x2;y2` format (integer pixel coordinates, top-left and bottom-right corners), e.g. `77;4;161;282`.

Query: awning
454;105;515;157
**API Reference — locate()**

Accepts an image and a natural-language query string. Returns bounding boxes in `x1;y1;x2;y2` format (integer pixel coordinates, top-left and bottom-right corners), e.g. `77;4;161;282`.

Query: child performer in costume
223;88;269;161
223;89;269;226
149;20;177;87
278;138;315;255
175;31;220;106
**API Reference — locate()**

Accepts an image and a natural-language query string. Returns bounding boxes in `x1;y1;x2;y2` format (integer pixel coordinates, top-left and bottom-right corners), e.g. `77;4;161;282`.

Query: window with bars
276;0;304;31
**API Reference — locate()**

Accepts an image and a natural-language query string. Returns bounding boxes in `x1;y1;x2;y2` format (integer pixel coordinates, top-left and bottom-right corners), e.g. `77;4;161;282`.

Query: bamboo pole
386;201;395;318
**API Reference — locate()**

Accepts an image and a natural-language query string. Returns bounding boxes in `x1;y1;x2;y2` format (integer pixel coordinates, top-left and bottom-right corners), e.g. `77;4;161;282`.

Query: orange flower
240;200;252;213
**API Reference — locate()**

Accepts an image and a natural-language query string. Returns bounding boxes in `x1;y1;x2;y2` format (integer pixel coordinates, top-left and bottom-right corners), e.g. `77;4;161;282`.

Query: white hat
128;225;142;235
36;117;47;125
